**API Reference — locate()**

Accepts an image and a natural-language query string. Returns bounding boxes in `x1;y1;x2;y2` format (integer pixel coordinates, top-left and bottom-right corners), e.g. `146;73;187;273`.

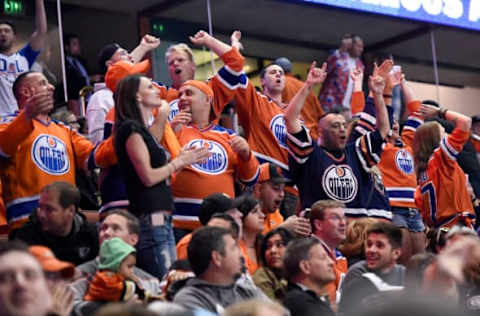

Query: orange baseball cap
29;246;75;279
105;59;150;92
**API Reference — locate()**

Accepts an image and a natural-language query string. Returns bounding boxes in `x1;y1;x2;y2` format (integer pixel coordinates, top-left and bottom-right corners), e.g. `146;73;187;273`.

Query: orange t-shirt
263;209;284;234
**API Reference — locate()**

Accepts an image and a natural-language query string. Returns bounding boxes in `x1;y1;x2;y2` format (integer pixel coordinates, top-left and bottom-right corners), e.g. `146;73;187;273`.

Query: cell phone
300;208;311;219
390;65;401;74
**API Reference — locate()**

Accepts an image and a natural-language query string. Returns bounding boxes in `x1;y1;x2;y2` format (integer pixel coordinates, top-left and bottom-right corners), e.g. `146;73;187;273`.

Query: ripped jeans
136;212;176;279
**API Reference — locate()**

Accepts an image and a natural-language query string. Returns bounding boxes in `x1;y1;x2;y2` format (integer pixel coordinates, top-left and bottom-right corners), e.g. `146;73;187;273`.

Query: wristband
439;107;448;119
383;94;393;98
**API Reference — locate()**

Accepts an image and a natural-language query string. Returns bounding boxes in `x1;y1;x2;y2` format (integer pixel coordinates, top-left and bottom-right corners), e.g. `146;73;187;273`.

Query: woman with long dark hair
114;74;210;278
252;227;293;301
413;104;475;229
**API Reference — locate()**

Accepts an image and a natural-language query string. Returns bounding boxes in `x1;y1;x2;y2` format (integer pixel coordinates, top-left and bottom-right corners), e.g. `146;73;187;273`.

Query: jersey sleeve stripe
216;67;248;90
440;137;458;161
239;166;260;186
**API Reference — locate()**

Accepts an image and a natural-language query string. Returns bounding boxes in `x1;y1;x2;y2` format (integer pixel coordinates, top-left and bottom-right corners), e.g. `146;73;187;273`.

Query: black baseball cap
98;43;121;74
198;193;234;226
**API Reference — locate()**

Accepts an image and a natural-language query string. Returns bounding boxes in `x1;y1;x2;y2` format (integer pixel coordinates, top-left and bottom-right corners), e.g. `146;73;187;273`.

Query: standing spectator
285;64;391;220
0;241;52;316
114;74;210;278
87;35;160;144
338;222;405;315
0;71;95;229
174;226;266;314
253;162;311;237
0;0;47;115
310;200;348;308
413;104;476;228
31;44;57;85
318;34;364;113
276;57;324;141
10;182;98;265
282;237;336;316
252;227;293;301
172;80;259;234
64;33;90;115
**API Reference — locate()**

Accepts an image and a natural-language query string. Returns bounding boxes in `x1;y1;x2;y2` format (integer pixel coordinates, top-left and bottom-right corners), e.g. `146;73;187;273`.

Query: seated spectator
70;209;161;316
176;193;243;260
236;194;265;275
10;181;98;265
339;217;377;266
174;226;266;314
85;237;153;303
310;200;348;308
224;299;288;316
282;237;336;316
252;227;293;301
0;241;52;316
29;245;75;316
338;222;405;315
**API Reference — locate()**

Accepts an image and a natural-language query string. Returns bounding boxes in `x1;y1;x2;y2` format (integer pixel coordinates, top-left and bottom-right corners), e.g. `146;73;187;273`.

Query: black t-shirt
115;119;174;215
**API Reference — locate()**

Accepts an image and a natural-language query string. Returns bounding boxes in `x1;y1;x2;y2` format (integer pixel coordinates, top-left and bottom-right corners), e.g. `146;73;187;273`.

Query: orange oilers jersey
263;209;284;234
282;74;323;141
221;69;289;171
162;47;245;123
418;127;475;228
351;92;420;209
0;111;94;227
172;124;260;230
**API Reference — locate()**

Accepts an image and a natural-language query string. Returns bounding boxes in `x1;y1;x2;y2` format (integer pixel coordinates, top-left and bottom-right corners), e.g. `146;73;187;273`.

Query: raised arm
190;30;232;57
369;74;389;139
126;134;210;187
284;62;327;134
130;34;161;63
417;104;472;132
29;0;47;51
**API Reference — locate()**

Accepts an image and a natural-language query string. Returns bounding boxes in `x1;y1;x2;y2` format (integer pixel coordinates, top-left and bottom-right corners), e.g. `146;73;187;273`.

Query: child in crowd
84;237;149;302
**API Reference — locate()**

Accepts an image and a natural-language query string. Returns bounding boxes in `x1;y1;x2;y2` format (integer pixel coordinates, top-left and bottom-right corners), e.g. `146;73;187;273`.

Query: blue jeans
392;207;425;232
136;213;176;279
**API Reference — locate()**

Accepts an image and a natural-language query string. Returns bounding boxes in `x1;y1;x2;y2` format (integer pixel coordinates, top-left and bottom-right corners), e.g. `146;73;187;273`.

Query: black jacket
10;211;98;265
283;283;335;316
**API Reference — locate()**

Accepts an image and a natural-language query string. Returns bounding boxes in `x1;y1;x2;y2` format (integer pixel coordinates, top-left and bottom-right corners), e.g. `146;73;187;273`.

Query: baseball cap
198;193;234;226
29;246;75;279
98;43;120;75
98;237;136;272
105;59;150;92
258;163;289;184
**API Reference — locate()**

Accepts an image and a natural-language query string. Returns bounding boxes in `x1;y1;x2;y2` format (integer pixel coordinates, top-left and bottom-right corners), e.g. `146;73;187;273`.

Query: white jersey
0;44;40;115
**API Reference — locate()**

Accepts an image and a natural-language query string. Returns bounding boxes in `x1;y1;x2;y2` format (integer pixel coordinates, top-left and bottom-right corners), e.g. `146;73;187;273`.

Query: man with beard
0;0;47;115
174;226;266;314
285;68;392;221
338;222;405;315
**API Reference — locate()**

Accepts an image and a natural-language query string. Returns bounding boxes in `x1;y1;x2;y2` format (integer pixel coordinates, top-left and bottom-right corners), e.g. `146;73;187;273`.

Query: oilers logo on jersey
187;139;228;175
168;99;179;122
322;164;358;202
395;149;414;175
31;134;70;175
269;114;287;149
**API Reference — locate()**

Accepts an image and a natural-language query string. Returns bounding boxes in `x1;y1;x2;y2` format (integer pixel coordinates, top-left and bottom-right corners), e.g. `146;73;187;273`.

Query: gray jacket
173;277;266;314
